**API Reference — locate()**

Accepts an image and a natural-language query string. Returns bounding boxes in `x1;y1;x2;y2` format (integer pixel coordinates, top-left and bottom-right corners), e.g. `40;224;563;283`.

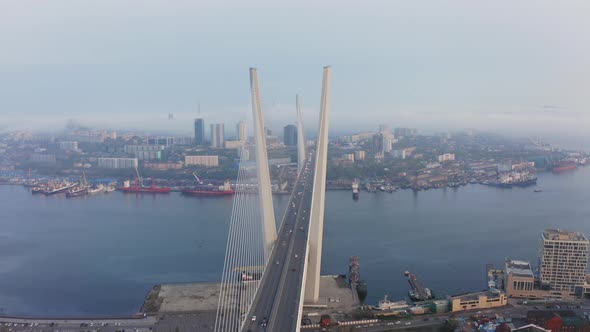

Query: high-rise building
540;229;589;295
283;124;297;146
372;133;384;155
194;118;205;145
210;123;225;148
237;121;247;141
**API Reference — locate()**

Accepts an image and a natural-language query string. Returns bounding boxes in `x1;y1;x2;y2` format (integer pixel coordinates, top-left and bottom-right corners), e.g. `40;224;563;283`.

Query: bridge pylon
249;68;277;261
304;66;332;303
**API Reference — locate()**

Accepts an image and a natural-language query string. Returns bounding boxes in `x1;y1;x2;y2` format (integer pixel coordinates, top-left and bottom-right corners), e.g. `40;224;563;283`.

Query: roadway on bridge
243;153;315;332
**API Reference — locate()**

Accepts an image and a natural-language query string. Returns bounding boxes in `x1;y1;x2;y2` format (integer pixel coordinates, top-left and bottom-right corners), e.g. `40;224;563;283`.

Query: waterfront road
0;315;156;331
243;153;315;332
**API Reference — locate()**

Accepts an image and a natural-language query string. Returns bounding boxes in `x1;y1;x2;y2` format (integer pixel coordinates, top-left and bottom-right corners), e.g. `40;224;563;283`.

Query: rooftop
506;259;534;278
451;290;504;301
542;229;588;243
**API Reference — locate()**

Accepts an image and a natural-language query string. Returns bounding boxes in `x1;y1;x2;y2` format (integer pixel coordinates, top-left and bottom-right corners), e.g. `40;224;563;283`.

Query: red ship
181;172;234;196
120;168;171;193
553;160;577;173
120;181;171;193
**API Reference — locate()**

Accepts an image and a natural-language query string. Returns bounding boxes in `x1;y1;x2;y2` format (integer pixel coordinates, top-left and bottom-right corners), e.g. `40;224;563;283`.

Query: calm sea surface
0;167;589;316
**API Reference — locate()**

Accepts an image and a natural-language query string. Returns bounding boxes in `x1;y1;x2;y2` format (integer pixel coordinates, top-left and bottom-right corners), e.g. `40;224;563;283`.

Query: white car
252;315;256;321
405;322;411;326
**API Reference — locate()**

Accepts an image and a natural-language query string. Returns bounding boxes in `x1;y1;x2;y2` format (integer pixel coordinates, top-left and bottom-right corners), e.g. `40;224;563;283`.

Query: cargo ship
181;172;234;196
120;168;171;194
553;160;577;173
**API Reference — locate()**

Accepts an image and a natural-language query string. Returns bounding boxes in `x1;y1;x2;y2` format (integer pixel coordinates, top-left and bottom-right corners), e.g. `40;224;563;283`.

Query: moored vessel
372;295;409;311
66;185;89;198
120;182;171;194
553;160;577;173
88;184;106;194
120;167;171;194
44;182;75;195
181;172;234;196
352;179;360;200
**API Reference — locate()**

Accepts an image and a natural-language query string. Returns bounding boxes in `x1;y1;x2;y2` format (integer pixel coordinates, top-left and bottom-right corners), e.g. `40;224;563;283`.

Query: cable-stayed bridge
214;66;332;332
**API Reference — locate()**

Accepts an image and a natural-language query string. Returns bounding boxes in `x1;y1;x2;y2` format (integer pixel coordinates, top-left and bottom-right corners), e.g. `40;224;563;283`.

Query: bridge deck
243;154;315;332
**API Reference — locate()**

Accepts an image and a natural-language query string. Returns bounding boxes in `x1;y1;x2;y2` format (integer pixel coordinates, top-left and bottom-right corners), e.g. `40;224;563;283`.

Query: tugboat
356;280;367;302
352;179;360;200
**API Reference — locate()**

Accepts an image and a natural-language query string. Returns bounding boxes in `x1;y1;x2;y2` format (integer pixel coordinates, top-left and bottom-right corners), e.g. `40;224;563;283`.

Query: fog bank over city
1;105;589;146
1;0;589;145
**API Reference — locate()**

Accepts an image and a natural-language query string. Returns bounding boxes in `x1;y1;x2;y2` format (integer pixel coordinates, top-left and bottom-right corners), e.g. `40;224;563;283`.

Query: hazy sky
0;0;589;140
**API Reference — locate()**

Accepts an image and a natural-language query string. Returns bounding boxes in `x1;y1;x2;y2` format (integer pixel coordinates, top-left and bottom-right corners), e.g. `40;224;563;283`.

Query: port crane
192;171;204;185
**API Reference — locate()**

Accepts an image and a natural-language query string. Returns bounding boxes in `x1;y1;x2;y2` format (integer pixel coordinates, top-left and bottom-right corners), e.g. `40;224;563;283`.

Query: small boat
31;186;46;194
534;189;543;193
88;184;106;194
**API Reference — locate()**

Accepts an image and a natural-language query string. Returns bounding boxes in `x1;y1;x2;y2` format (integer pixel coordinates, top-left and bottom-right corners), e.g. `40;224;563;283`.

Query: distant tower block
305;66;332;303
249;68;277;261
